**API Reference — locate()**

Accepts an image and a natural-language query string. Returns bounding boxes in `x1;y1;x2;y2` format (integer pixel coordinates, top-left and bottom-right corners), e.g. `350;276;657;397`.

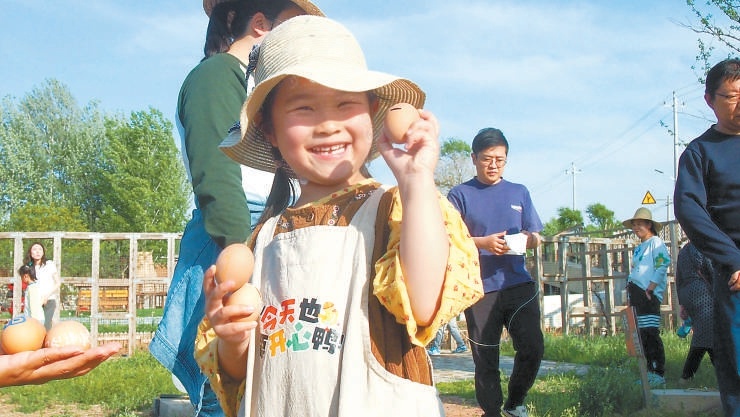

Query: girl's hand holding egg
383;103;421;144
224;284;262;322
214;243;262;323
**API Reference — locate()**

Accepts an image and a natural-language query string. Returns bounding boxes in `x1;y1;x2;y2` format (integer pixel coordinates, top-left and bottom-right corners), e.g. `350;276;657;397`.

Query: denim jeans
432;317;465;350
149;209;223;417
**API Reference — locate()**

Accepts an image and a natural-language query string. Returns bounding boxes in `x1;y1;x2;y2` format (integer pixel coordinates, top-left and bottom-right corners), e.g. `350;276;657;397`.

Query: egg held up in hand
44;320;91;349
383;102;421;144
0;316;46;354
215;243;255;288
224;283;263;322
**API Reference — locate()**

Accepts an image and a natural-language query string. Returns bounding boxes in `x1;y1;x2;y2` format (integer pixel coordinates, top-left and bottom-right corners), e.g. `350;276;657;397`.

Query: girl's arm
377;110;447;325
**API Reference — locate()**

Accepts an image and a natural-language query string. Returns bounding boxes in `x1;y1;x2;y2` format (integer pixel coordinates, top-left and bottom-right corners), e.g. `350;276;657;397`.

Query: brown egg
0;316;46;354
44;320;91;349
215;243;255;288
224;283;263;322
383;103;420;144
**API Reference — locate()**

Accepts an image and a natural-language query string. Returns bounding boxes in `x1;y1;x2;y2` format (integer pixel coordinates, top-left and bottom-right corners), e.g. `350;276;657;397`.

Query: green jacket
177;53;251;248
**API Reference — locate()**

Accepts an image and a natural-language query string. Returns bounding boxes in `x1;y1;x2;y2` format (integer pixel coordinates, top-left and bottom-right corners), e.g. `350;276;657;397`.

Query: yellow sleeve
195;318;246;417
373;189;483;347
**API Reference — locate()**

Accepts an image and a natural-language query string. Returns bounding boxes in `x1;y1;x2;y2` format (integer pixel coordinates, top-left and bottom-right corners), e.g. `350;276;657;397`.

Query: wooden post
52;234;63;326
128;236;137;357
12;234;24;318
625;306;651;408
90;236;101;347
533;244;545;332
558;237;570;335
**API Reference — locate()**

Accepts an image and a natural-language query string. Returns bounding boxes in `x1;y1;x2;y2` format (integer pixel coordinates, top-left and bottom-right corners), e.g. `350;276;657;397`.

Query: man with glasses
675;58;740;417
447;127;544;417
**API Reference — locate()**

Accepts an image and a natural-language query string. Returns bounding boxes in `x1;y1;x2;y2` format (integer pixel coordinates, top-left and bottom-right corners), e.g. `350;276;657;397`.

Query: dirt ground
441;395;484;417
0;395;482;417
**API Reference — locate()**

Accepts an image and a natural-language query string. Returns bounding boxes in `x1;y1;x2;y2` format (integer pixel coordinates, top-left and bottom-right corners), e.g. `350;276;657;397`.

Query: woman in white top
26;242;60;330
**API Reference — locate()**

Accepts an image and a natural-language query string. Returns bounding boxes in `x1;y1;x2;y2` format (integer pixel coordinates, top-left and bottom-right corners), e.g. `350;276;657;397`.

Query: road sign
642;191;656;205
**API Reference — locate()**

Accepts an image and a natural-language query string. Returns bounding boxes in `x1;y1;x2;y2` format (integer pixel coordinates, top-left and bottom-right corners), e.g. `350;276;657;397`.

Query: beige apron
239;186;444;417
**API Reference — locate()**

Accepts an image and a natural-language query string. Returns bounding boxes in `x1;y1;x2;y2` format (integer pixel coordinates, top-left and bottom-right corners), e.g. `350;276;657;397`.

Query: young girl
623;207;671;387
17;265;43;322
150;2;324;414
195;15;483;417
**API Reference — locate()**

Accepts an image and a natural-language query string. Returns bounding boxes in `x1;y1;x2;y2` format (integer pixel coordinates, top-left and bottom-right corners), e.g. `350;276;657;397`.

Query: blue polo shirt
448;177;543;293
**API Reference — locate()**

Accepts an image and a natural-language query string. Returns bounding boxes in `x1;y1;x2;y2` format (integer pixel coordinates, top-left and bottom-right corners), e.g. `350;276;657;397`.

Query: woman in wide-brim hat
624;206;671;387
149;2;324;416
622;206;663;235
199;15;484;417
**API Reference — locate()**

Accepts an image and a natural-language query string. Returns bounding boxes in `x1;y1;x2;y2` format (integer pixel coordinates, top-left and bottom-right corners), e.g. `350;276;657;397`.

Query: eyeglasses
476;157;507;167
715;92;740;105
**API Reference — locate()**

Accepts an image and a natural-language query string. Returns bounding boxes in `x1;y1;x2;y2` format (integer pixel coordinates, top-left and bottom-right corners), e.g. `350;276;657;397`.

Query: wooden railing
1;222;686;350
532;220;684;336
0;231;181;357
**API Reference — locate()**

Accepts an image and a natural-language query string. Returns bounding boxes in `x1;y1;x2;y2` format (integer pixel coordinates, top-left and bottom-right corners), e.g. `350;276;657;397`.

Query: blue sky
1;0;726;224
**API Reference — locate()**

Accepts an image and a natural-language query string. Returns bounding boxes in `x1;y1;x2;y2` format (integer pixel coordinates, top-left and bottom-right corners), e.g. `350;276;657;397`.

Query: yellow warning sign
642;191;656;205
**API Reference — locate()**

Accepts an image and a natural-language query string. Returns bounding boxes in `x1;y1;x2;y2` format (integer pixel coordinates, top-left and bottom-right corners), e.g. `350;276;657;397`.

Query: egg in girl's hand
0;316;46;354
44;320;91;349
224;283;263;322
215;243;255;288
383;103;421;144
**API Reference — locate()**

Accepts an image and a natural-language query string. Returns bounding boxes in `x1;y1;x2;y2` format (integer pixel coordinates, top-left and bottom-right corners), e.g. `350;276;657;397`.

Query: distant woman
25;242;60;331
623;207;671;387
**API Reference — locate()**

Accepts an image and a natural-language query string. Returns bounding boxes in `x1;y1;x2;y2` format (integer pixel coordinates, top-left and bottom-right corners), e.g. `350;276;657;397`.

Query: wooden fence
0;231;180;357
533;220;684;335
0;223;686;356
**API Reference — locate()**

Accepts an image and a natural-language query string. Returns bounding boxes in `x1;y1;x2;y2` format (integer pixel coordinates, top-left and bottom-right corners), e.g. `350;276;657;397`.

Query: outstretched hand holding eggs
379;103;440;182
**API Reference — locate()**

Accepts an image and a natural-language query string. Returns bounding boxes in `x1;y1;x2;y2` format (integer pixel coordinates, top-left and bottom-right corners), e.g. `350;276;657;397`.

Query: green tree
585;203;620;231
435;138;474;194
685;0;740;75
6;203;88;232
0;80;189;235
99;108;189;233
0;79;106;224
542;207;584;236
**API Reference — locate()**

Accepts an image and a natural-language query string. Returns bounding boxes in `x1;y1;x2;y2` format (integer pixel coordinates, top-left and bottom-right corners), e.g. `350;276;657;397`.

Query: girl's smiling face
265;76;374;203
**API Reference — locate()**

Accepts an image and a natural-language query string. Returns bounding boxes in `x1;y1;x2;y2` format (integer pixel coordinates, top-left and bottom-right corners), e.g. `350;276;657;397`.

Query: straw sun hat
622;207;663;233
219;15;426;173
203;0;324;18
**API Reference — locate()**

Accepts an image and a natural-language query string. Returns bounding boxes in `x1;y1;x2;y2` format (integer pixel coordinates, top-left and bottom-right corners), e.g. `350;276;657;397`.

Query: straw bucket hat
219;15;426;172
622;207;663;233
203;0;324;18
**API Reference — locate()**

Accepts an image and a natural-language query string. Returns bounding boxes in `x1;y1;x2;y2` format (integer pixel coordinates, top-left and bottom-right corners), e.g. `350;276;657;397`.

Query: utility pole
565;162;582;210
672;91;679;187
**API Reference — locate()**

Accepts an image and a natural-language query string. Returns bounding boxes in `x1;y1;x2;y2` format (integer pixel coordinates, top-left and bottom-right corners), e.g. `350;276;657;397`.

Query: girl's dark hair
18;265;35;281
203;0;297;59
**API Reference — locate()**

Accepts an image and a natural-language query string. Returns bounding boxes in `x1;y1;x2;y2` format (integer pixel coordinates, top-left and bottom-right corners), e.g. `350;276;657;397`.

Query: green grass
437;331;721;417
0;351;178;417
0;331;722;416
